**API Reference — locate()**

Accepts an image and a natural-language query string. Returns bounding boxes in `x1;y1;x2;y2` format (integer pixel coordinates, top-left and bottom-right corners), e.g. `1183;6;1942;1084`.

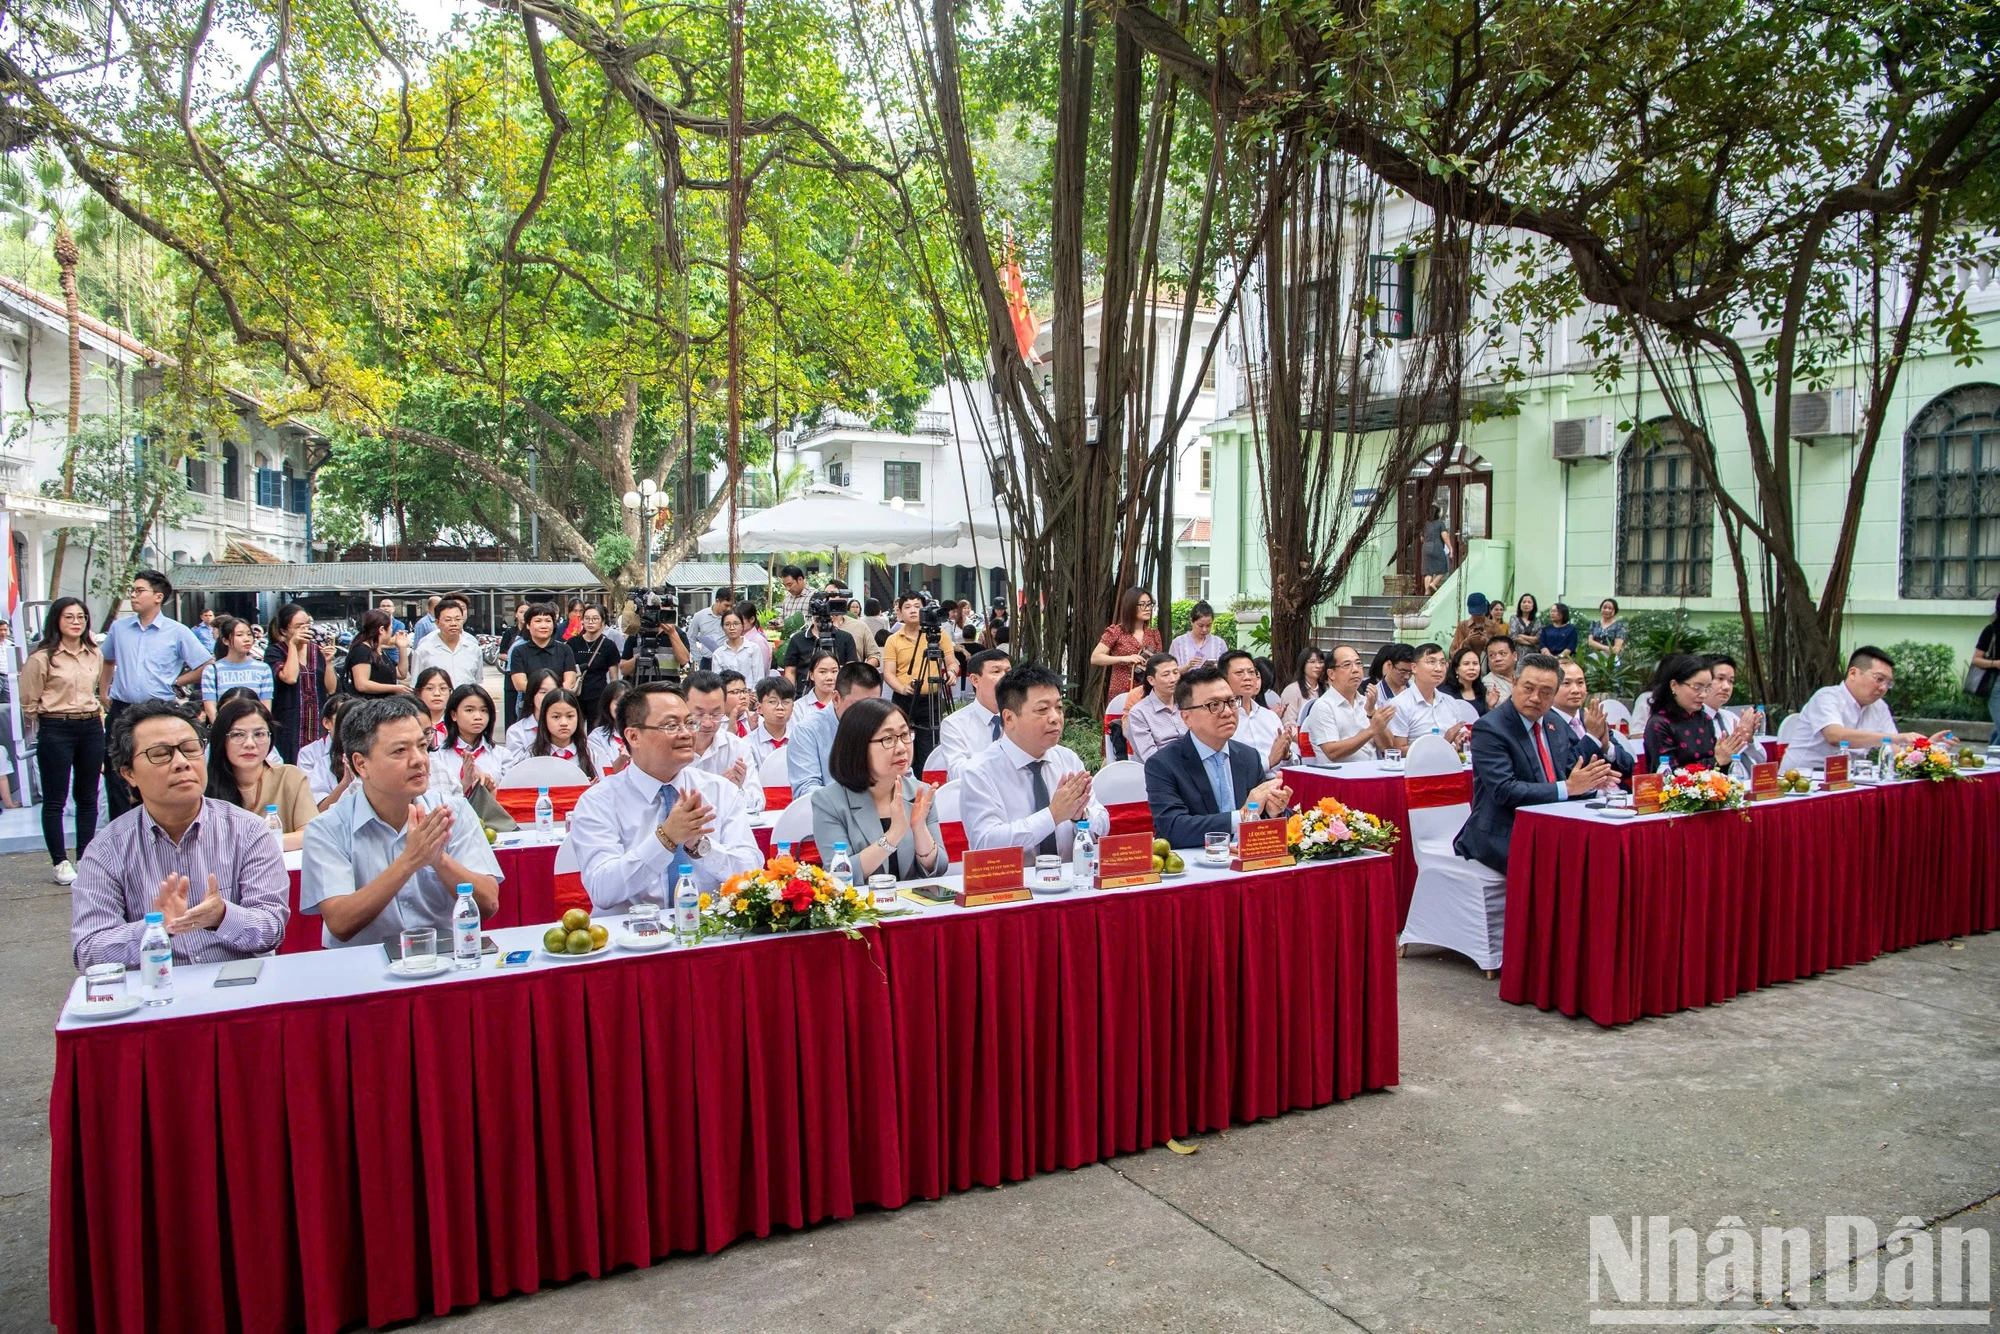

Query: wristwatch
875;835;896;854
686;835;713;862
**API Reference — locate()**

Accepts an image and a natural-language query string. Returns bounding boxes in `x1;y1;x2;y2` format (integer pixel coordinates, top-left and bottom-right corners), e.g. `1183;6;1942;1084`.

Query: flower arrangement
1286;796;1401;862
1892;735;1964;783
1657;763;1748;813
703;853;903;939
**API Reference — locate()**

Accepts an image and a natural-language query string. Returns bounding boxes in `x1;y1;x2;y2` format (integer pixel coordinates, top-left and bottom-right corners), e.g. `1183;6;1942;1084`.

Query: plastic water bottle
775;840;792;863
827;841;854;894
263;803;283;847
139;911;173;1006
673;863;699;942
1878;734;1897;778
1072;819;1097;886
534;787;554;832
1232;800;1260;854
451;883;481;969
1728;752;1749;783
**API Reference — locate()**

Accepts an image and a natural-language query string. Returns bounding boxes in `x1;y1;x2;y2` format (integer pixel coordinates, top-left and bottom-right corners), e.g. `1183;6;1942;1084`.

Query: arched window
1901;385;2000;600
1615;418;1713;597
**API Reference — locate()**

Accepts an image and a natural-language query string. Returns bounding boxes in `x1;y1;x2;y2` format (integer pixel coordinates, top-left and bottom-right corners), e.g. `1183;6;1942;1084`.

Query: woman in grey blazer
809;698;948;880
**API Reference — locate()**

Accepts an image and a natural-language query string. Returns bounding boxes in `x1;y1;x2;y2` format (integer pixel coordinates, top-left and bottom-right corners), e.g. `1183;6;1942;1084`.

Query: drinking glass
868;873;897;906
628;902;662;938
1034;854;1063;888
400;927;438;967
1203;831;1230;864
83;963;127;1005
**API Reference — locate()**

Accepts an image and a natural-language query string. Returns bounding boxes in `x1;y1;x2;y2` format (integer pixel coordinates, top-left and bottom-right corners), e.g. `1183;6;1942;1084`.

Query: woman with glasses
810;697;946;881
21;596;104;885
1090;587;1163;761
204;697;318;851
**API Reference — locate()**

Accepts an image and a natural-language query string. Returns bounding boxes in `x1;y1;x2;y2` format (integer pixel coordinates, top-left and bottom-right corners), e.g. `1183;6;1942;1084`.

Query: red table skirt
51;858;1399;1334
1285;768;1418;929
1500;774;2000;1026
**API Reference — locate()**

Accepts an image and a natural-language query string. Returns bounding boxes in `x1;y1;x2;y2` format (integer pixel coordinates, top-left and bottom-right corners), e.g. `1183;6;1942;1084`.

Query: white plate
615;929;674;952
388;955;451;979
540;942;612;961
65;993;145;1021
1598;807;1638;820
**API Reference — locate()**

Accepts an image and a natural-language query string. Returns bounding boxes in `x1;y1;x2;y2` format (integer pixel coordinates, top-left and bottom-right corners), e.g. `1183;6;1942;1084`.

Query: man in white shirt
1702;654;1766;765
1220;648;1293;773
935;648;1011;776
1307;645;1399;761
747;676;795;759
564;683;762;908
408;595;485;688
960;664;1108;859
683;670;765;814
786;661;883;799
1390;643;1476;747
1787;645;1942;769
299;696;502;950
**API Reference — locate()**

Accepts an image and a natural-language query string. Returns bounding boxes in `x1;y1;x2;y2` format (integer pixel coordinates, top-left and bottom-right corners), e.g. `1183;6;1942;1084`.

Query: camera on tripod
629;583;683;682
917;591;946;636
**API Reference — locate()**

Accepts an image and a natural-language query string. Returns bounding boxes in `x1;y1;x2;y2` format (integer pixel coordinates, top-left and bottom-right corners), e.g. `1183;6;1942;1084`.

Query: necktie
1571;715;1586;741
552;748;573;760
773;735;787;749
1027;760;1060;857
1204;749;1234;813
990;712;1003;741
1534;724;1557;783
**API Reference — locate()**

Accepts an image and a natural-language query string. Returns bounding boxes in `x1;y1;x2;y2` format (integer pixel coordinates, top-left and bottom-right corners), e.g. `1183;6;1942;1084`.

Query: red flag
1000;227;1040;364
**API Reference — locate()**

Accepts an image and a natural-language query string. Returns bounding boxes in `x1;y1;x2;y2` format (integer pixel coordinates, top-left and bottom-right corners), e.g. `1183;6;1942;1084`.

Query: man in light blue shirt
785;660;881;799
99;570;211;819
409;595;440;648
192;607;217;654
300;695;501;950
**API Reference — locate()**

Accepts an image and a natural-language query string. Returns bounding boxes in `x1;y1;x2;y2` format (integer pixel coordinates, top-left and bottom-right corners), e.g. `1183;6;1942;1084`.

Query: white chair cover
1092;759;1148;805
1599;697;1634;729
1775;710;1812;749
770;797;816;848
932;779;962;826
1399;733;1507;971
495;755;589;790
758;747;792;787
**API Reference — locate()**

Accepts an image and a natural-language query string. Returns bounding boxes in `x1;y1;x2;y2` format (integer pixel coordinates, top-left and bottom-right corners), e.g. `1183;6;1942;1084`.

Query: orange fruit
561;908;590;934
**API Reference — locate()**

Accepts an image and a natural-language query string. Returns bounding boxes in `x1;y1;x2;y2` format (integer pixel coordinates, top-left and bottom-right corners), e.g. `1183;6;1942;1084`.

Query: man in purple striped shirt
70;701;290;968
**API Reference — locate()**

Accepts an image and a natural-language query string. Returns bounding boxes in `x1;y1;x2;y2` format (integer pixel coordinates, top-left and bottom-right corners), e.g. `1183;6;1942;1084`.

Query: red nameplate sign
1824;753;1852;790
958;846;1031;907
1232;816;1296;872
1094;831;1162;889
1750;761;1780;802
1632;772;1664;815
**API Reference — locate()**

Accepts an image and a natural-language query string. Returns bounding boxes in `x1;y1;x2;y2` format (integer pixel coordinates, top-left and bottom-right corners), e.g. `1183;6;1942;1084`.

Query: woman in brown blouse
20;597;104;884
204;697;319;851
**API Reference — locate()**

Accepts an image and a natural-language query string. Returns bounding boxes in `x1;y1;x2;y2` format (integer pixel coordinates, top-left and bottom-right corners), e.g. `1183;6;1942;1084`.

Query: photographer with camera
619;585;693;685
881;591;959;771
781;590;859;680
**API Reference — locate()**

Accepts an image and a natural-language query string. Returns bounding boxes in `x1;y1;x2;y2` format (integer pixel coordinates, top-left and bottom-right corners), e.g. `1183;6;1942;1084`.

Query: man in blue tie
934;648;1011;775
565;682;762;910
1143;664;1294;849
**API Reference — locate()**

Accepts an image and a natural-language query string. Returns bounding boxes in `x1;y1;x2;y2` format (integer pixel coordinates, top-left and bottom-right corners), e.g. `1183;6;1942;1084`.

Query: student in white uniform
682;670;764;813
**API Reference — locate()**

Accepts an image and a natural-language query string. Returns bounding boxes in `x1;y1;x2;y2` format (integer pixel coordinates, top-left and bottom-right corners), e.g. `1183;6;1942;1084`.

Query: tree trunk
47;224;82;599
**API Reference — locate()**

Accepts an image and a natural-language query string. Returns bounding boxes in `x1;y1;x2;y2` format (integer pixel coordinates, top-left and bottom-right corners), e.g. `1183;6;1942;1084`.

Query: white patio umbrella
884;505;1008;567
696;490;937;556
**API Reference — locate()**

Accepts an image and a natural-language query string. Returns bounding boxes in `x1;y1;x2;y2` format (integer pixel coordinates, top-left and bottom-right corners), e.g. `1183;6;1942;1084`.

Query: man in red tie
1454;653;1622;874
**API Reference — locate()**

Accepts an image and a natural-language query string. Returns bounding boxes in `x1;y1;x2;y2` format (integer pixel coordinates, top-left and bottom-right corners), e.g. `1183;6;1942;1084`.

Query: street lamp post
621;478;664;591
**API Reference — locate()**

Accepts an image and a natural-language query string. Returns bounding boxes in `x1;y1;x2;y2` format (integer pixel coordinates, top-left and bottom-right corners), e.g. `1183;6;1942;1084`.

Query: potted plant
1392;596;1430;632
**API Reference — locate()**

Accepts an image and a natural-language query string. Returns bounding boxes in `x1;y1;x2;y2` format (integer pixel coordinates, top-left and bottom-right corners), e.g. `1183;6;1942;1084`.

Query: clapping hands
153;873;226;935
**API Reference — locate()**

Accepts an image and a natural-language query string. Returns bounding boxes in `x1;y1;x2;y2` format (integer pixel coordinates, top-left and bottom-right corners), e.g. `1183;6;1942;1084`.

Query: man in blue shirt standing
409;595;440;649
375;597;407;674
98;570;210;818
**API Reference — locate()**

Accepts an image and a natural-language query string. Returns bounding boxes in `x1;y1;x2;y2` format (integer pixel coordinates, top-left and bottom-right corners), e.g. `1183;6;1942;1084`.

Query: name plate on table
1750;761;1781;801
958;847;1032;907
1824;753;1852;790
1232;817;1296;872
1632;772;1664;816
1094;831;1162;889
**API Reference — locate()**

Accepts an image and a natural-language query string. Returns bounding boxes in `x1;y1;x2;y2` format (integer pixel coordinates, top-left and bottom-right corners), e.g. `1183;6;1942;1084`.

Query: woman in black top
566;603;621;724
1642;653;1752;771
1973;594;2000;733
1443;645;1492;716
340;610;408;696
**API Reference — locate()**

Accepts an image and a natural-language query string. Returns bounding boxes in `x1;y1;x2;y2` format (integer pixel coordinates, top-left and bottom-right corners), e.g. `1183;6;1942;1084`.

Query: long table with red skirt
51;853;1400;1334
1499;770;2000;1027
1284;760;1447;929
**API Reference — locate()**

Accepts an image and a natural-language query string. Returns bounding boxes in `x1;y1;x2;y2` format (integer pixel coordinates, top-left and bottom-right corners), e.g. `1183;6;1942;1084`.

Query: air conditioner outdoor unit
1551;415;1612;462
1788;387;1858;442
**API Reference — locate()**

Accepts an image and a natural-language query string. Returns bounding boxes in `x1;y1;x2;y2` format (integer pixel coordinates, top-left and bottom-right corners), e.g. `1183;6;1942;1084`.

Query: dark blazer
808;774;948;880
1145;732;1268;849
1454;700;1632;873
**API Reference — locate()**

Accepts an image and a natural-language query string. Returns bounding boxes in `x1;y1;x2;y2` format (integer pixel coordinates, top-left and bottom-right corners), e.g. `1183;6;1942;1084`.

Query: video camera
634;584;679;629
629;583;683;683
917;590;947;635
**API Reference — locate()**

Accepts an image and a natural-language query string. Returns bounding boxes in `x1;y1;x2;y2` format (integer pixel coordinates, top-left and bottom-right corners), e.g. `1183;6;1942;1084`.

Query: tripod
903;627;950;773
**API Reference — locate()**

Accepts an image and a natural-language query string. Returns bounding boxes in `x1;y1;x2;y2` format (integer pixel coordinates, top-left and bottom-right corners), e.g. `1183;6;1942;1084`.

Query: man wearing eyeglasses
1785;645;1947;769
566;683;761;910
1143;664;1294;849
682;670;765;814
70;700;290;968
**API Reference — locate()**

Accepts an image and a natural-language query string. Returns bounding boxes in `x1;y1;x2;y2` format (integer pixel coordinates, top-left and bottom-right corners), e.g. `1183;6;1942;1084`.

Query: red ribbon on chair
1104;801;1154;837
495;784;589;823
1404;771;1473;809
922;769;948;788
551;870;588;917
1296;731;1316;760
763;785;793;811
940;820;968;863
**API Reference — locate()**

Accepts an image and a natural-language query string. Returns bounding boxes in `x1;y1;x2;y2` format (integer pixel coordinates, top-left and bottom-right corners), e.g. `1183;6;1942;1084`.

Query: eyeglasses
688;708;728;725
225;729;271;745
136;740;204;765
871;729;916;749
1181;698;1237;717
626;720;697;737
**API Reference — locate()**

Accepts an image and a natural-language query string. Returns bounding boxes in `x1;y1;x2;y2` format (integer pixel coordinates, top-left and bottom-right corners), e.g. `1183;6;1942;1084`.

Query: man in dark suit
1144;664;1294;849
1454;653;1624;874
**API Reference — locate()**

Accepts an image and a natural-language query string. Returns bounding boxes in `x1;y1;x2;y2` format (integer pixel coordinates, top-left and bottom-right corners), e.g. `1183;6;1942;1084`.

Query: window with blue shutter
255;468;282;508
288;477;310;514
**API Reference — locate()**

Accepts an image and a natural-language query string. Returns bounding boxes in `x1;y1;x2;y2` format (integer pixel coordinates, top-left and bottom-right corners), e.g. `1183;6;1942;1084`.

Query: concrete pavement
2;849;1993;1333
